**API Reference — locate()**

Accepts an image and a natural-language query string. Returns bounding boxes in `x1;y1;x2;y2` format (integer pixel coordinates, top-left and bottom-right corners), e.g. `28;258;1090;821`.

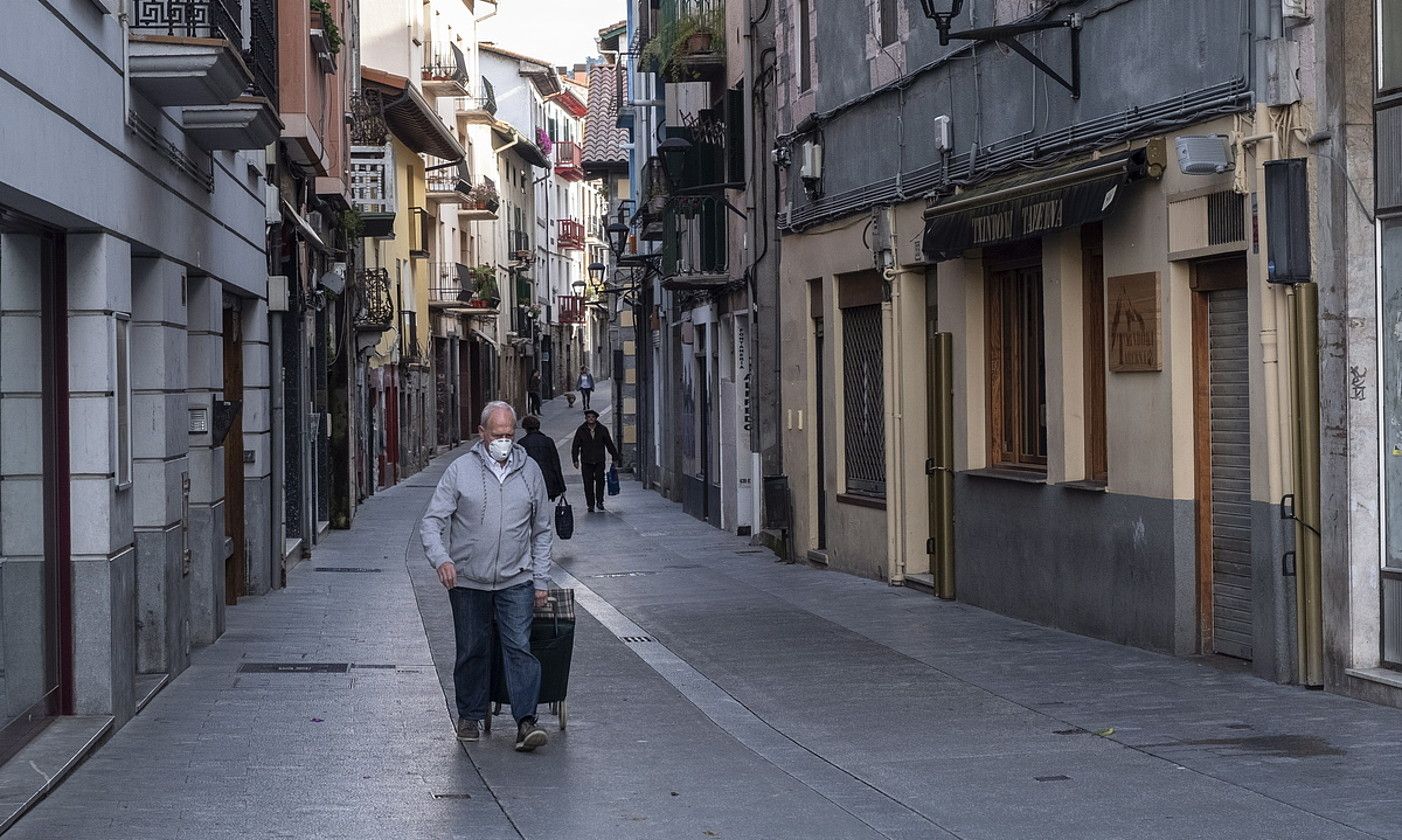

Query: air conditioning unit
1175;135;1234;175
268;275;290;311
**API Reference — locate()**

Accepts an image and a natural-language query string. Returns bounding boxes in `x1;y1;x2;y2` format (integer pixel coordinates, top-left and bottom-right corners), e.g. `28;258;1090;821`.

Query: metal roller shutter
1209;288;1253;660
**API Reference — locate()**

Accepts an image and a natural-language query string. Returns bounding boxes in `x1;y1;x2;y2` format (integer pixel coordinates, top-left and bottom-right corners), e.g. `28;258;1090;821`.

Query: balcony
661;194;729;291
128;0;253;106
509;229;533;264
425;155;471;204
557;295;585;325
458;177;500;221
179;96;281;150
553;140;584;181
454;77;498;125
644;0;726;83
354;267;395;332
558;219;585;251
429;262;473;308
422;43;470;94
350;145;397;237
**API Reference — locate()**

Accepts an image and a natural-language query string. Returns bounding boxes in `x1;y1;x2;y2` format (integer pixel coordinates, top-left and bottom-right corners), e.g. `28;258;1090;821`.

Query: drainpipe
1291;281;1324;687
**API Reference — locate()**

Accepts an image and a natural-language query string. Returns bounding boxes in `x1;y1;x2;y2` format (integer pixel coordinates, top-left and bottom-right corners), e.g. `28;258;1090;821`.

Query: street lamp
658;135;693;185
918;0;964;45
918;0;1080;97
571;280;586;294
587;262;607;283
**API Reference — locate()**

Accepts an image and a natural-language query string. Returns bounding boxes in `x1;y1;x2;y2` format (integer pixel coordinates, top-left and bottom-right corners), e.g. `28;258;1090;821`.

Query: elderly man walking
421;401;553;752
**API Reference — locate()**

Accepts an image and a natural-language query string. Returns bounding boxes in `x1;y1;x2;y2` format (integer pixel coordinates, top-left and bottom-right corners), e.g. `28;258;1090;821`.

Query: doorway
1192;257;1252;660
222;303;245;605
813;316;828;550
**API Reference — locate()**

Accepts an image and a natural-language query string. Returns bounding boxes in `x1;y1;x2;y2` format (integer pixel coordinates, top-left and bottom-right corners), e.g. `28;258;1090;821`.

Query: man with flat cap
570;409;618;513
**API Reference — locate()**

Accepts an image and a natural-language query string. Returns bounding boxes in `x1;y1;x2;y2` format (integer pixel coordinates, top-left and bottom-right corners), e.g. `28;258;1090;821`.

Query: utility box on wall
1264;158;1312;283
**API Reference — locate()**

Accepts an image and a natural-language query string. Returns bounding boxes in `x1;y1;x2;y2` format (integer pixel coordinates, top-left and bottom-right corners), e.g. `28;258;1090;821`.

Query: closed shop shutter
1209;288;1253;660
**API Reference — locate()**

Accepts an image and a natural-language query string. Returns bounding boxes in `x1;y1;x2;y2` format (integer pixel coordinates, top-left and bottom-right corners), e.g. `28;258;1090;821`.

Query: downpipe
1291;282;1325;687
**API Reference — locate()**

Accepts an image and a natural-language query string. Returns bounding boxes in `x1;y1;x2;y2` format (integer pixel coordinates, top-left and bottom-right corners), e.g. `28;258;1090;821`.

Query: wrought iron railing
423;42;469;88
662;194;727;281
425;155;470;196
246;0;277;105
130;0;244;45
349;90;390;146
429;262;474;305
509;229;532;259
354;267;395;331
454;77;497;116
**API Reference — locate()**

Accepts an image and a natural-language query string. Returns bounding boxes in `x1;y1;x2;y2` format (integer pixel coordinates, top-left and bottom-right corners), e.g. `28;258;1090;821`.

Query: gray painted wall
789;0;1254;222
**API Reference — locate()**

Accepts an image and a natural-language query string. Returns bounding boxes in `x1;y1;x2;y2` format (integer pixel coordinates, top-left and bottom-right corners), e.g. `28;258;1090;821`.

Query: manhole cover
313;567;383;573
238;662;350;674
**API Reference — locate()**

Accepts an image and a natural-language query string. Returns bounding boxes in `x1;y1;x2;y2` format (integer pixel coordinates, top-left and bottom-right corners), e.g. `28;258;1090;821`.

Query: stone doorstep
0;716;113;834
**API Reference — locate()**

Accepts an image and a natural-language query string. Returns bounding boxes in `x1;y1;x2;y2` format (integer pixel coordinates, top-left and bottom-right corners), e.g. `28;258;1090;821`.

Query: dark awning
363;67;466;162
922;146;1160;262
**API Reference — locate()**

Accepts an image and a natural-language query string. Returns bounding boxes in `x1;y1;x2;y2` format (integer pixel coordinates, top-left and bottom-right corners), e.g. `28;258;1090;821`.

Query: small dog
564;392;576;407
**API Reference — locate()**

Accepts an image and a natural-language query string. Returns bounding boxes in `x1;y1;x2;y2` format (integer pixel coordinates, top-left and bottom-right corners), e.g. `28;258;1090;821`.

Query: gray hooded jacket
420;441;553;591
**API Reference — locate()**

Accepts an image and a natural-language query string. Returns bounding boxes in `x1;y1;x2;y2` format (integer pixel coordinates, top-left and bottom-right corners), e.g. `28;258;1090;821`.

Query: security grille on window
987;265;1048;470
843;304;885;496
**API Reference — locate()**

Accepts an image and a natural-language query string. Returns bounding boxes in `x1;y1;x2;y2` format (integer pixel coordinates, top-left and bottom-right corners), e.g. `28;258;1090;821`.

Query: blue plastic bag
606;465;619;496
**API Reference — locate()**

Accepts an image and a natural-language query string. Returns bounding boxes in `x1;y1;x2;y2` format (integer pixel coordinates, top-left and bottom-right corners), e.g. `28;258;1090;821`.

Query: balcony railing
429;262;473;306
351;145;396;236
662;194;728;289
131;0;244;44
425;155;471;199
558;219;585;251
355;267;395;332
454;77;497;120
558;295;585;325
246;0;277;105
554;140;584;181
409;207;431;259
423;42;469;90
509;229;532;260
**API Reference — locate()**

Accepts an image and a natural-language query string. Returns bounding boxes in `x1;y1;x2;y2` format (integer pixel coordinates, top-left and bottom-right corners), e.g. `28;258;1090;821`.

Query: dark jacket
571;422;619;466
520;430;566;499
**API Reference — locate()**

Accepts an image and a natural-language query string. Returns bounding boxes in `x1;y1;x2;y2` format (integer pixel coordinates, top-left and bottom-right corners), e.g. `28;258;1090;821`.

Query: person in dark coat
570;409;618;512
527;371;542;415
519;415;565;500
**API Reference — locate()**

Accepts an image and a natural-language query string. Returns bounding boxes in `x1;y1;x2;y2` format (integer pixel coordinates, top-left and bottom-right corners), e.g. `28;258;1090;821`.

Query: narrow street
7;382;1401;840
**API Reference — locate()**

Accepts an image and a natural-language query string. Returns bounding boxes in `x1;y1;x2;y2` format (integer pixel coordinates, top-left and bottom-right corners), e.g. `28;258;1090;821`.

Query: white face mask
488;437;513;462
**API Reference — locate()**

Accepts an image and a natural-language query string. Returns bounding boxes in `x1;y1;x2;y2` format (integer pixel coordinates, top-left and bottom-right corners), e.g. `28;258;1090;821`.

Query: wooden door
222;304;245;605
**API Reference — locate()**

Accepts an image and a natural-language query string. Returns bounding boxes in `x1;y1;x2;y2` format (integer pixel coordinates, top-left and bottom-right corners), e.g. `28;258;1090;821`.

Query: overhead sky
478;0;627;69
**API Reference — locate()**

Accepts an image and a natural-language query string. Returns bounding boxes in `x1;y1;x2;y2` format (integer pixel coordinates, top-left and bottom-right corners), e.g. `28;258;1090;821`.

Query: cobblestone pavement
9;381;1402;839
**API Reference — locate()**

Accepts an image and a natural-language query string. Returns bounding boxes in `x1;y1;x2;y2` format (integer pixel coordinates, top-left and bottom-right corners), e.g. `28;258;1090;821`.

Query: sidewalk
9;380;1402;839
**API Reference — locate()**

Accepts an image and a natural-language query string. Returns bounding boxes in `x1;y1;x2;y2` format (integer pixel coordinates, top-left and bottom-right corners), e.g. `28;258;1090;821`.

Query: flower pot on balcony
309;12;337;73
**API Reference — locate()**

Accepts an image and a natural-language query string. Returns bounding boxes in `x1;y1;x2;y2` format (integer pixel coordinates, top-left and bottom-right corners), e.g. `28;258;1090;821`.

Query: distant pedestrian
519;415;565;500
571;408;618;513
527;370;542;415
421;400;553;753
576;366;595;410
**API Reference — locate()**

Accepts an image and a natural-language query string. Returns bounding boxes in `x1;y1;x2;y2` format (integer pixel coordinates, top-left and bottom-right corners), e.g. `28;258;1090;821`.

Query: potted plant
309;0;342;73
468;181;499;212
470;264;499;307
535;128;554;157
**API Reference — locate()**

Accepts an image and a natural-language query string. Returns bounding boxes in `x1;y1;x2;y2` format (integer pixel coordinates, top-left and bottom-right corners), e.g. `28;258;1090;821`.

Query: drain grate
313;567;383;573
736;550;767;555
620;636;655;644
351;664;397;669
238;662;350;674
591;570;659;579
431;793;473;800
1035;775;1071;782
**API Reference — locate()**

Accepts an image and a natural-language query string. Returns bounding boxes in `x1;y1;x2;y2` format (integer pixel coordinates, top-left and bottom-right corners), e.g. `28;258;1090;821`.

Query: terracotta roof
581;64;629;175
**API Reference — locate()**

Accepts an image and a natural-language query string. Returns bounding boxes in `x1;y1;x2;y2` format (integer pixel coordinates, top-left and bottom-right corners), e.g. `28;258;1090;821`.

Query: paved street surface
8;381;1402;840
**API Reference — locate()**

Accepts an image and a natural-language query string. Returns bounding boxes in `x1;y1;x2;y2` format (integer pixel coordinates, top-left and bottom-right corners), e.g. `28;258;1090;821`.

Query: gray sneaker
456;718;483;742
515;718;547;752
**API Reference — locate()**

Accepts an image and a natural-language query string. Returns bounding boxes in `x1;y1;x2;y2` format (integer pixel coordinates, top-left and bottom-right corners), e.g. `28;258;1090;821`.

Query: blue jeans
447;582;540;724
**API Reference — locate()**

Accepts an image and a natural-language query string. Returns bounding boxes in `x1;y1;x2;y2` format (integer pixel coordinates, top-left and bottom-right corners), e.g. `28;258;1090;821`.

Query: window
879;0;899;46
986;263;1047;470
1083;224;1108;483
115;314;132;487
1383;0;1402;92
843;304;885;496
797;0;812;92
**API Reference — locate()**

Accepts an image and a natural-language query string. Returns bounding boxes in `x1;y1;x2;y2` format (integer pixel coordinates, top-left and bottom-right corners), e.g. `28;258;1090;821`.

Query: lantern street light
918;0;1081;98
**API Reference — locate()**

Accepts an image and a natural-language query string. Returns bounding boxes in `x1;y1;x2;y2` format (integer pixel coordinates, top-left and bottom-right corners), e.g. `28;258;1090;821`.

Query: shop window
1083;225;1108;483
986;263;1047;470
843;304;885;496
115;314;132;487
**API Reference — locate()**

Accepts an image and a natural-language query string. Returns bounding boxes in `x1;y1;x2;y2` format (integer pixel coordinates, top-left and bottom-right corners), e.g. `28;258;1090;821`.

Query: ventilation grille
1206;190;1246;245
1385;571;1402;667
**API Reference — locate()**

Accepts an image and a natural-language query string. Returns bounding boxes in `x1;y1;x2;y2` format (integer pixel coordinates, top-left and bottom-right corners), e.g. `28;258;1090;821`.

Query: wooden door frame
1190;255;1249;653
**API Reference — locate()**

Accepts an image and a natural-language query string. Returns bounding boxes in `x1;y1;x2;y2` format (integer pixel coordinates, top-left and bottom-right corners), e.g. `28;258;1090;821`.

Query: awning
491;123;551;168
922;146;1160;262
363;67;466;161
280;199;329;253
